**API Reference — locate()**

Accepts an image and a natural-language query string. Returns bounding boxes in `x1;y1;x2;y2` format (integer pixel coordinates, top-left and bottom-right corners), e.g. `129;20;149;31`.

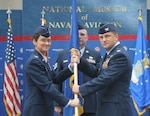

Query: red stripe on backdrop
0;35;150;41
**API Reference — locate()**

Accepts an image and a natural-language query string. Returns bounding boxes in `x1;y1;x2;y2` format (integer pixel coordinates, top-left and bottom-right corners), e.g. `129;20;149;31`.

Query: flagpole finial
41;8;46;26
41;8;45;18
6;9;12;29
138;8;142;17
6;9;12;18
138;8;142;22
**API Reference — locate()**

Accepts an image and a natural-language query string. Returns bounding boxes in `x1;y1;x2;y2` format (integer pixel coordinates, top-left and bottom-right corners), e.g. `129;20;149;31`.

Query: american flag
3;19;21;116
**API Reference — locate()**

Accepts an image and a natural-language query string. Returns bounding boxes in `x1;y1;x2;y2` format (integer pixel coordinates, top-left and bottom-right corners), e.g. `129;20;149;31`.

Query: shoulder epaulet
34;55;39;58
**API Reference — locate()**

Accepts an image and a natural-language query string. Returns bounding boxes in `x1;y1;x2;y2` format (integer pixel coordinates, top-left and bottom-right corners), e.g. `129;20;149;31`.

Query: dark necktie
103;53;108;61
45;61;52;71
102;53;110;69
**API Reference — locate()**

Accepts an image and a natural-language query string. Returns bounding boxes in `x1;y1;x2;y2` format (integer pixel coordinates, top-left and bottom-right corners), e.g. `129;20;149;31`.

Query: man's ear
33;39;36;46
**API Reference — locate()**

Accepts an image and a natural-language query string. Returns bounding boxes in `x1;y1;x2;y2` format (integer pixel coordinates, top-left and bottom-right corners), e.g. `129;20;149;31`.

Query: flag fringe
4;98;21;116
132;97;150;116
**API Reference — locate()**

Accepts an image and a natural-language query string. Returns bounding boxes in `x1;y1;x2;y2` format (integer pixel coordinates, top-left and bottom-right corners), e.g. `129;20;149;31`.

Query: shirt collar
80;47;85;57
106;41;120;55
36;50;48;62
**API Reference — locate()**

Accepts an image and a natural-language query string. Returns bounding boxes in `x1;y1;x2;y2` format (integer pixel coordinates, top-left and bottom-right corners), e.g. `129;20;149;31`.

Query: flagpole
74;62;79;116
71;0;79;115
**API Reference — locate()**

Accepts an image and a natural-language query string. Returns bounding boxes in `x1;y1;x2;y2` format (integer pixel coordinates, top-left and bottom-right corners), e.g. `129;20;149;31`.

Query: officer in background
54;22;101;116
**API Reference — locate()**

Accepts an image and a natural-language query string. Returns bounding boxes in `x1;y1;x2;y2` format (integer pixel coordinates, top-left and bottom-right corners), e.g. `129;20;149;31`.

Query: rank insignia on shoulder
116;49;121;52
53;63;58;70
34;55;39;58
85;50;89;54
63;60;68;63
89;56;93;59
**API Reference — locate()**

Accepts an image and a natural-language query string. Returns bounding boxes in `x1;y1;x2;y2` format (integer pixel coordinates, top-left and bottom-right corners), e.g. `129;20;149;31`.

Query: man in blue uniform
72;23;134;116
23;26;80;116
54;22;101;116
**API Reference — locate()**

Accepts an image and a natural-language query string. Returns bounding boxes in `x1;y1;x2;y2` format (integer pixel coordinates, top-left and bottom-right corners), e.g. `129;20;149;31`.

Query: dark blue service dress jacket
54;47;101;113
23;50;72;116
78;44;133;116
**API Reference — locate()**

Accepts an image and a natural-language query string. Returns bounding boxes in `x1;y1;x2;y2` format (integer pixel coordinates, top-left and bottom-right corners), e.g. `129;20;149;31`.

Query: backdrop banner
0;0;150;116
